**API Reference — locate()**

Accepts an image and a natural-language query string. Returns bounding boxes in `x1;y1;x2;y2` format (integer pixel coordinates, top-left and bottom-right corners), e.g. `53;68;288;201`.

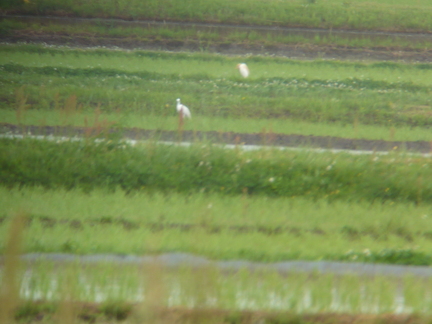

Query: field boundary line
1;133;432;157
3;15;432;41
5;252;432;277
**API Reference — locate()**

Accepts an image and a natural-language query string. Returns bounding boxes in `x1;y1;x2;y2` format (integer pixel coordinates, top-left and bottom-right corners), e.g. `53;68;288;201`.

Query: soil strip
1;252;431;278
2;123;432;154
3;15;432;61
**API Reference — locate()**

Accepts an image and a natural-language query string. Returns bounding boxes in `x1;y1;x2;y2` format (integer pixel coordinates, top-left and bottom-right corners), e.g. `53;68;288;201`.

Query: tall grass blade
0;213;26;324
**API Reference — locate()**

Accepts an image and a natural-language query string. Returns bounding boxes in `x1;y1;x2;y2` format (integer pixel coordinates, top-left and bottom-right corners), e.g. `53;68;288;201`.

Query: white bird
176;98;192;119
236;63;249;78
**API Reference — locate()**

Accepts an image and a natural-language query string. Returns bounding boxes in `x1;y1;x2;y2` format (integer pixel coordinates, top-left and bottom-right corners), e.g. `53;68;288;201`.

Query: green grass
5;258;432;320
3;46;432;85
4;109;432;142
2;185;432;263
2;140;432;263
4;0;432;33
2;45;432;135
3;1;432;319
3;183;432;317
3;138;432;205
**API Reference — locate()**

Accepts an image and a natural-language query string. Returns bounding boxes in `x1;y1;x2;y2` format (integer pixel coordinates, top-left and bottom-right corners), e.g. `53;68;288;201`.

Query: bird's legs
177;110;184;140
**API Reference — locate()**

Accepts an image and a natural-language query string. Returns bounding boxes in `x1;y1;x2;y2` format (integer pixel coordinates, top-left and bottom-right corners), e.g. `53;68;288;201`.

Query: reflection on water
15;267;421;314
4;254;432;313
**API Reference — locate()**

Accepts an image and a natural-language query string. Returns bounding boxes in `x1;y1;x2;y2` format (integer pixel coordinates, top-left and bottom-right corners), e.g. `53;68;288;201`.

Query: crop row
2;46;432;130
4;63;428;92
3;184;432;264
2;214;432;264
5;258;432;320
3;0;432;32
2;19;431;51
3;204;432;317
6;214;432;242
2;70;432;128
2;138;432;204
4;45;432;71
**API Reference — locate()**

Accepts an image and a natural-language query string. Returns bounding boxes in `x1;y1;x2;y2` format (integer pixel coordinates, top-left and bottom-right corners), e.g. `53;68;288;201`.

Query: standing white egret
236;63;249;78
176;98;192;119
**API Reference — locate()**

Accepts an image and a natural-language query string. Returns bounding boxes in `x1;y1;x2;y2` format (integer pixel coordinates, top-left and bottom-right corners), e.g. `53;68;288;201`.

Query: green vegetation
3;138;432;205
2;45;432;141
8;301;432;323
1;210;432;319
4;45;432;86
7;259;432;321
3;0;432;33
10;260;432;314
5;184;432;318
2;18;431;52
4;0;432;319
2;40;432;268
2;184;432;262
5;109;432;142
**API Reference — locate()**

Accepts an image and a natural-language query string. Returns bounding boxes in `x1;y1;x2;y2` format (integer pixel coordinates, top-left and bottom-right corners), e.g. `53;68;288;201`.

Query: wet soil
4;30;432;62
3;15;432;62
7;214;427;243
12;301;432;324
8;252;432;277
2;123;432;154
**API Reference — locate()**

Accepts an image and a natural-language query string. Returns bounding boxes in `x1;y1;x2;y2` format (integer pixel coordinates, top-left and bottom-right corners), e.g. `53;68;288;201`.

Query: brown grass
0;213;26;324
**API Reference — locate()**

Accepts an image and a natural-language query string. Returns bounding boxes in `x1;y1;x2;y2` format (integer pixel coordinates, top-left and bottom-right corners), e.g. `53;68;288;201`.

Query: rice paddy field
2;45;432;140
2;0;432;322
4;0;432;32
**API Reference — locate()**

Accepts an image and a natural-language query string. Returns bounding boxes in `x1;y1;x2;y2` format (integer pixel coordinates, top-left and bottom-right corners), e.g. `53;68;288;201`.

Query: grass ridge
1;138;432;205
3;63;427;93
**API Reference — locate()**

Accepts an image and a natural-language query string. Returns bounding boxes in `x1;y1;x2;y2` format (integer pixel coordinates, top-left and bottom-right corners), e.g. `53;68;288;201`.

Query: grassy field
2;45;432;141
3;2;432;319
3;0;432;32
2;185;432;321
5;109;432;142
4;46;432;84
5;257;432;322
2;185;432;263
9;258;432;314
3;185;432;321
2;138;432;265
3;138;432;204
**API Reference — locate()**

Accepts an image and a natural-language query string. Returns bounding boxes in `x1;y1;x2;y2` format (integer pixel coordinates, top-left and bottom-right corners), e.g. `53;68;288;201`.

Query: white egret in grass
176;98;192;119
236;63;249;78
176;98;191;133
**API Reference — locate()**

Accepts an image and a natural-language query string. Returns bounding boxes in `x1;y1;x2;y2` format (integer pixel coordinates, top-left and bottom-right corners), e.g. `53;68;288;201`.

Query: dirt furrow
3;15;432;61
2;123;432;153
